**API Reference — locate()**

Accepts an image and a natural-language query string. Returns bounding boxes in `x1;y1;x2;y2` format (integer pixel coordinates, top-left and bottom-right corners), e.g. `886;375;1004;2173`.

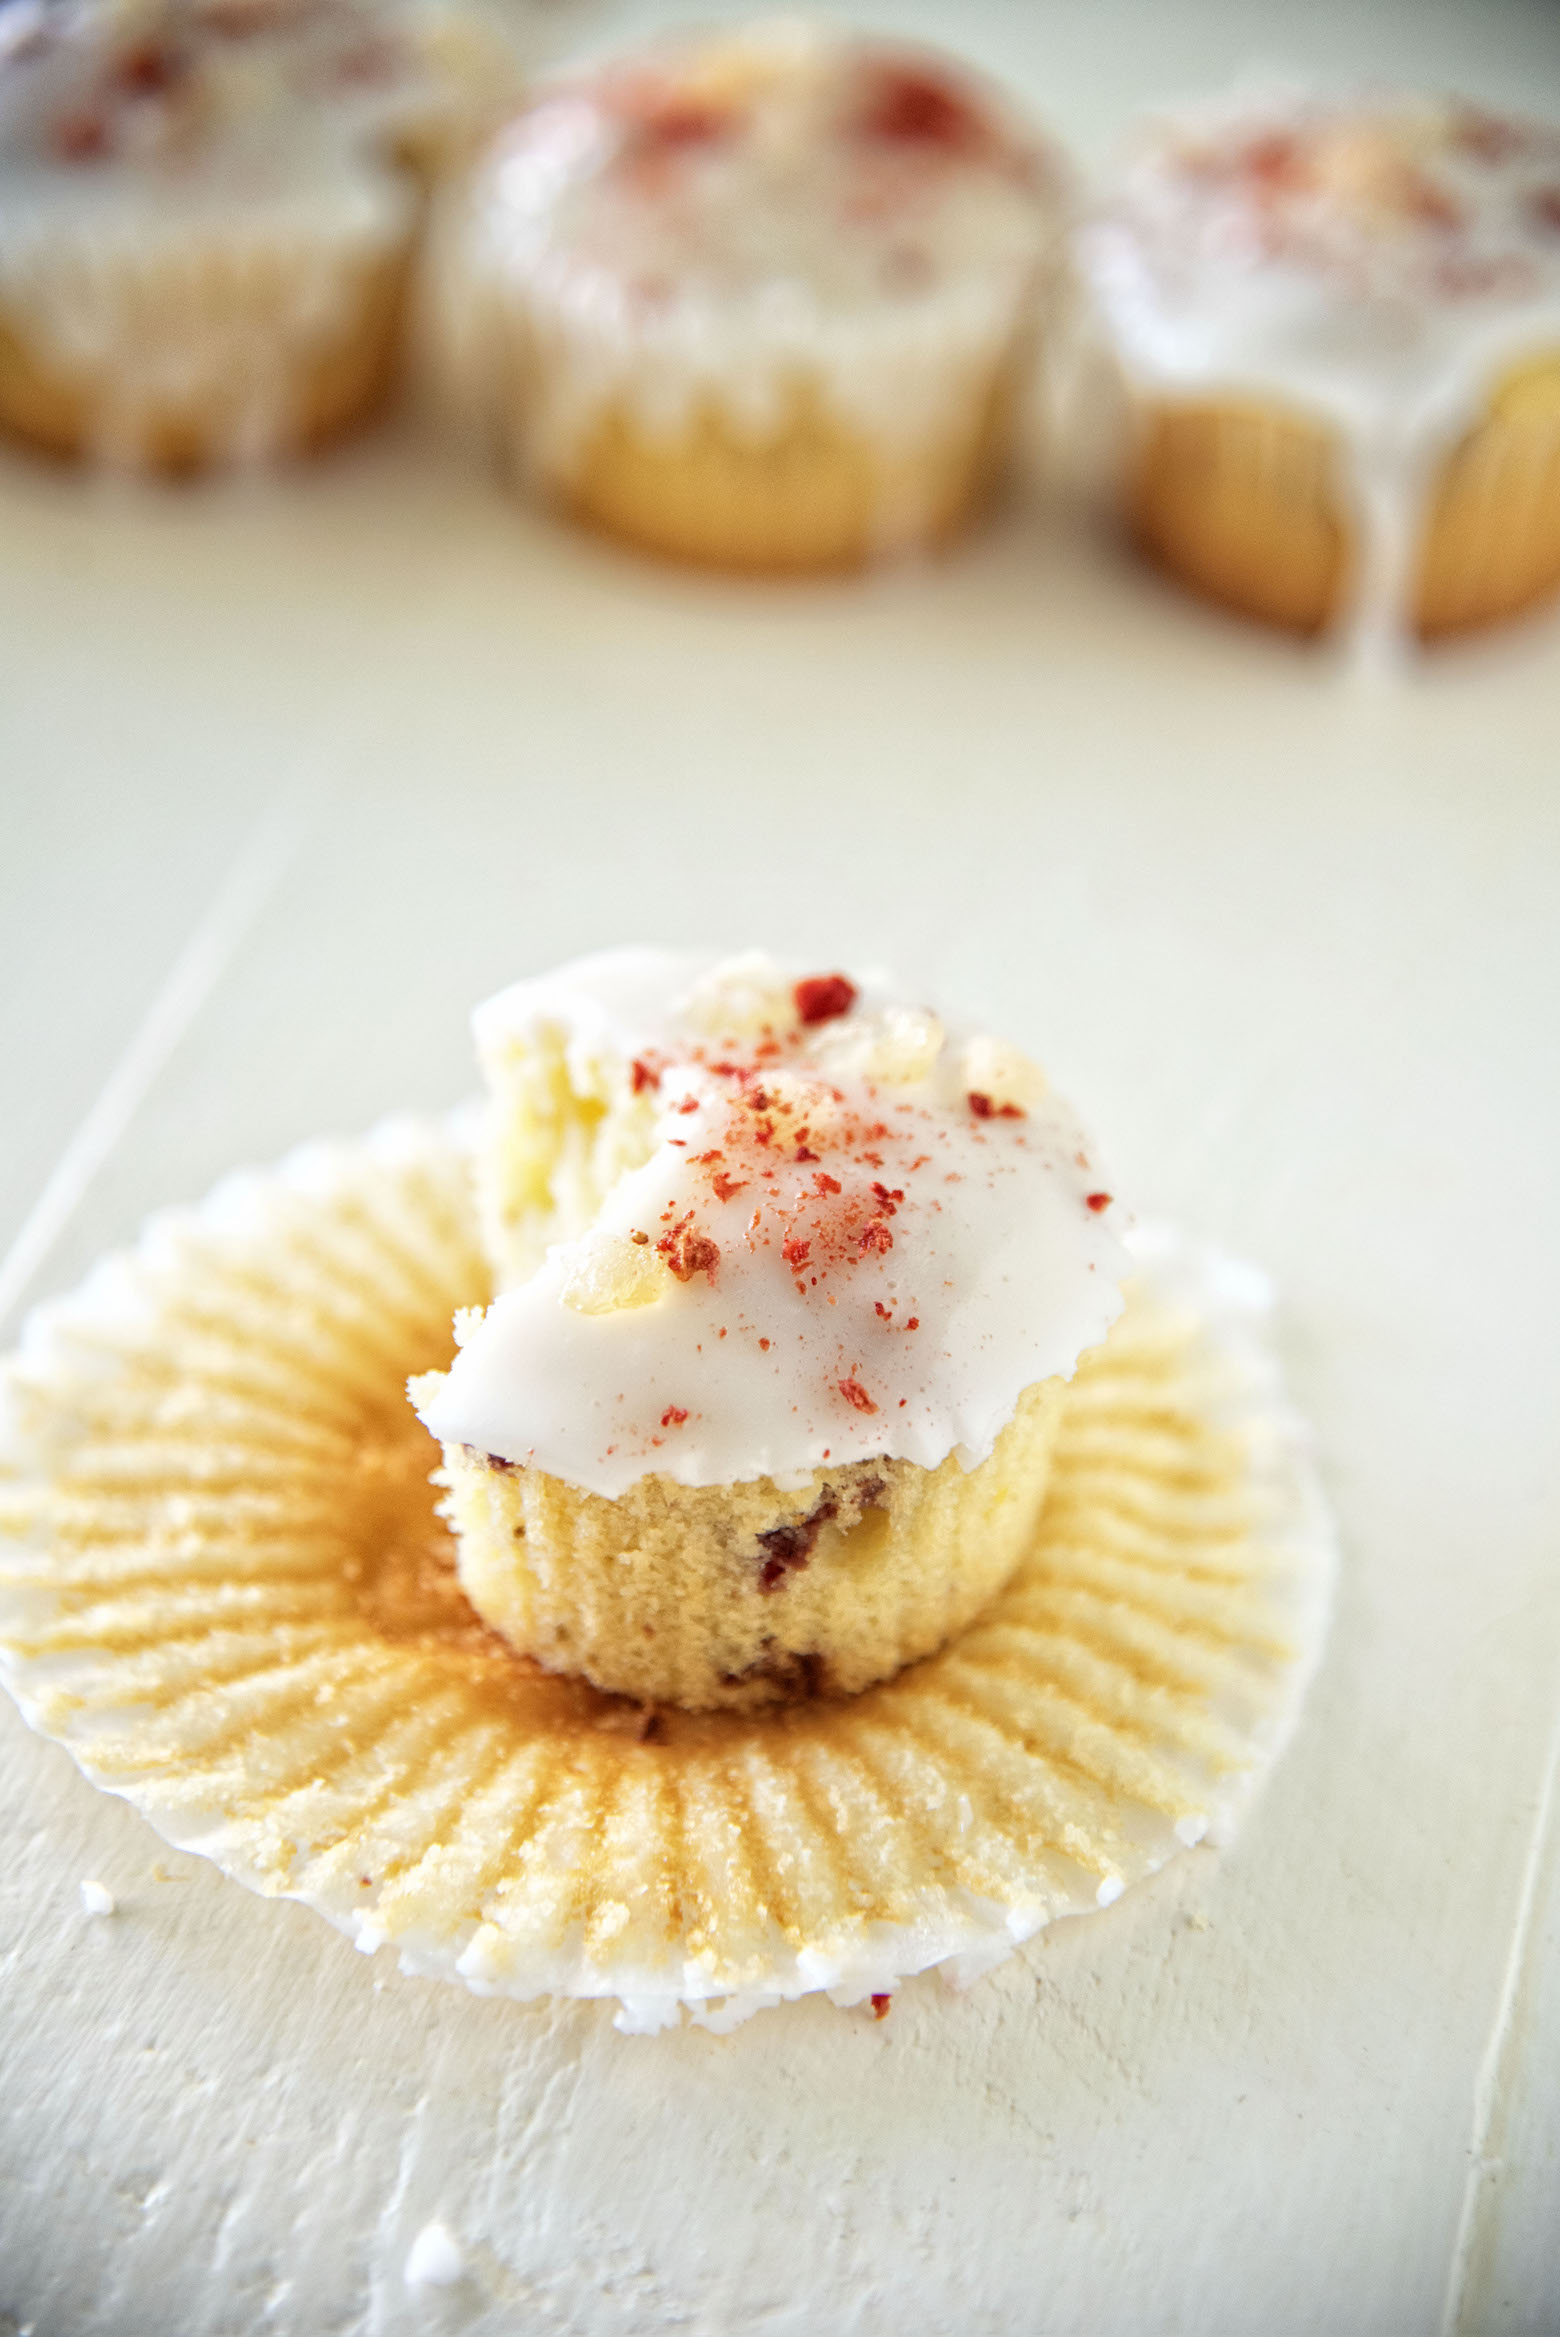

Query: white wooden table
3;2;1559;2329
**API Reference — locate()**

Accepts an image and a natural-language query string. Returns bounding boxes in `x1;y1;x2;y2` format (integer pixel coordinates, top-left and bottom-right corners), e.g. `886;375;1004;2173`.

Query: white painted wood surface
2;2;1558;2329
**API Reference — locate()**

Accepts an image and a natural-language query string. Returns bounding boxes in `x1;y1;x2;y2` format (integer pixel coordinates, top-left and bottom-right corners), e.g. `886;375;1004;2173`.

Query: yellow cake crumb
433;1376;1067;1710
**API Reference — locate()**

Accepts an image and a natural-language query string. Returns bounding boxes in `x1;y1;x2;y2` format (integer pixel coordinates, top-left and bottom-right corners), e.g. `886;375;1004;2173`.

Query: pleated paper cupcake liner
0;208;411;467
0;1118;1335;2031
1415;359;1560;635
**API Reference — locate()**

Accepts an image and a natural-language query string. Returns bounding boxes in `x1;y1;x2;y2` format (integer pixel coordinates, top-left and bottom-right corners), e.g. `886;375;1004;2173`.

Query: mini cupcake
1078;91;1560;646
449;24;1068;569
0;0;525;469
411;950;1127;1710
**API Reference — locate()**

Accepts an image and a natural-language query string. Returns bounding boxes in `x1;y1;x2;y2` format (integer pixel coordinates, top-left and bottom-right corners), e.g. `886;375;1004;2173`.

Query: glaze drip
1080;89;1560;652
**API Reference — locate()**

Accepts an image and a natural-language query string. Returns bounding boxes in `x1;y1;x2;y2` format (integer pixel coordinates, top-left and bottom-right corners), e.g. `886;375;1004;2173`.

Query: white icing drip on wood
1079;88;1560;655
415;950;1128;1497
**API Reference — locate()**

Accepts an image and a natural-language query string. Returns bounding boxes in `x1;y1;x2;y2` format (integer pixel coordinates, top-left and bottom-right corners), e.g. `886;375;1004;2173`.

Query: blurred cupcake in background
1077;89;1560;649
0;0;532;470
442;20;1068;570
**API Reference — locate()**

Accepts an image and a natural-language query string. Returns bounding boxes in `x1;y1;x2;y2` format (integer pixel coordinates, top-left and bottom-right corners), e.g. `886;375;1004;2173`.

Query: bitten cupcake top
1083;90;1560;442
414;949;1127;1498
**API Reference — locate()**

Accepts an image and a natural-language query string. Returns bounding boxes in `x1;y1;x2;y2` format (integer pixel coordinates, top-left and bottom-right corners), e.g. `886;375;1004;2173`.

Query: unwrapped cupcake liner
0;1118;1335;2031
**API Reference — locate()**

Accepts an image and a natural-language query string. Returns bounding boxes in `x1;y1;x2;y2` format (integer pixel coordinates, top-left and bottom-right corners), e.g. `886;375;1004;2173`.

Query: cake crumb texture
437;1376;1065;1709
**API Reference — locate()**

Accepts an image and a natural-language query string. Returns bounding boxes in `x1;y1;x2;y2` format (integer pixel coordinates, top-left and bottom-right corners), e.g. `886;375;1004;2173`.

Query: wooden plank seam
0;781;313;1337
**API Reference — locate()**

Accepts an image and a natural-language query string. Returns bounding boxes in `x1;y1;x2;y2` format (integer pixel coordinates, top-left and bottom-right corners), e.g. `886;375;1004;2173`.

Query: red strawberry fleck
1453;106;1530;165
794;974;857;1025
1239;130;1309;192
657;1220;720;1282
839;1377;878;1415
53;110;111;160
117;40;183;94
660;1406;688;1428
1086;1192;1112;1213
860;64;981;152
637;95;731;148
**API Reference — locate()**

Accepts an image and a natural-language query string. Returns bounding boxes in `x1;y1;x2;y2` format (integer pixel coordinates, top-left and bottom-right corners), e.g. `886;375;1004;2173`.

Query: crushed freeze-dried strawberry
794;974;857;1025
656;1218;720;1282
859;63;982;153
53;109;111;158
116;39;183;93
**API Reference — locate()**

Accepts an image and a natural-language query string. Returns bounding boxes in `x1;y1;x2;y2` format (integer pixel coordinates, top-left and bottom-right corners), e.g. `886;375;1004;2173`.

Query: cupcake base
0;1120;1334;2031
435;1375;1066;1712
542;371;1015;573
1129;398;1347;637
0;230;410;471
1127;353;1560;640
1416;354;1560;636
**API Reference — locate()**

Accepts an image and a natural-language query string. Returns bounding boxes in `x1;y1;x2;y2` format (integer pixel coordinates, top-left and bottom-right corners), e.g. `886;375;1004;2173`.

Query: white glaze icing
0;0;524;462
414;949;1127;1497
1078;88;1560;656
452;23;1065;487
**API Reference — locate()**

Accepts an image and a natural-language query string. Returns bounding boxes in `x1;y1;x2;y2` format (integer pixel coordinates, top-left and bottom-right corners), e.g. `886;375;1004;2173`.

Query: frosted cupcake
1078;91;1560;647
0;0;525;469
411;950;1127;1711
449;24;1067;569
